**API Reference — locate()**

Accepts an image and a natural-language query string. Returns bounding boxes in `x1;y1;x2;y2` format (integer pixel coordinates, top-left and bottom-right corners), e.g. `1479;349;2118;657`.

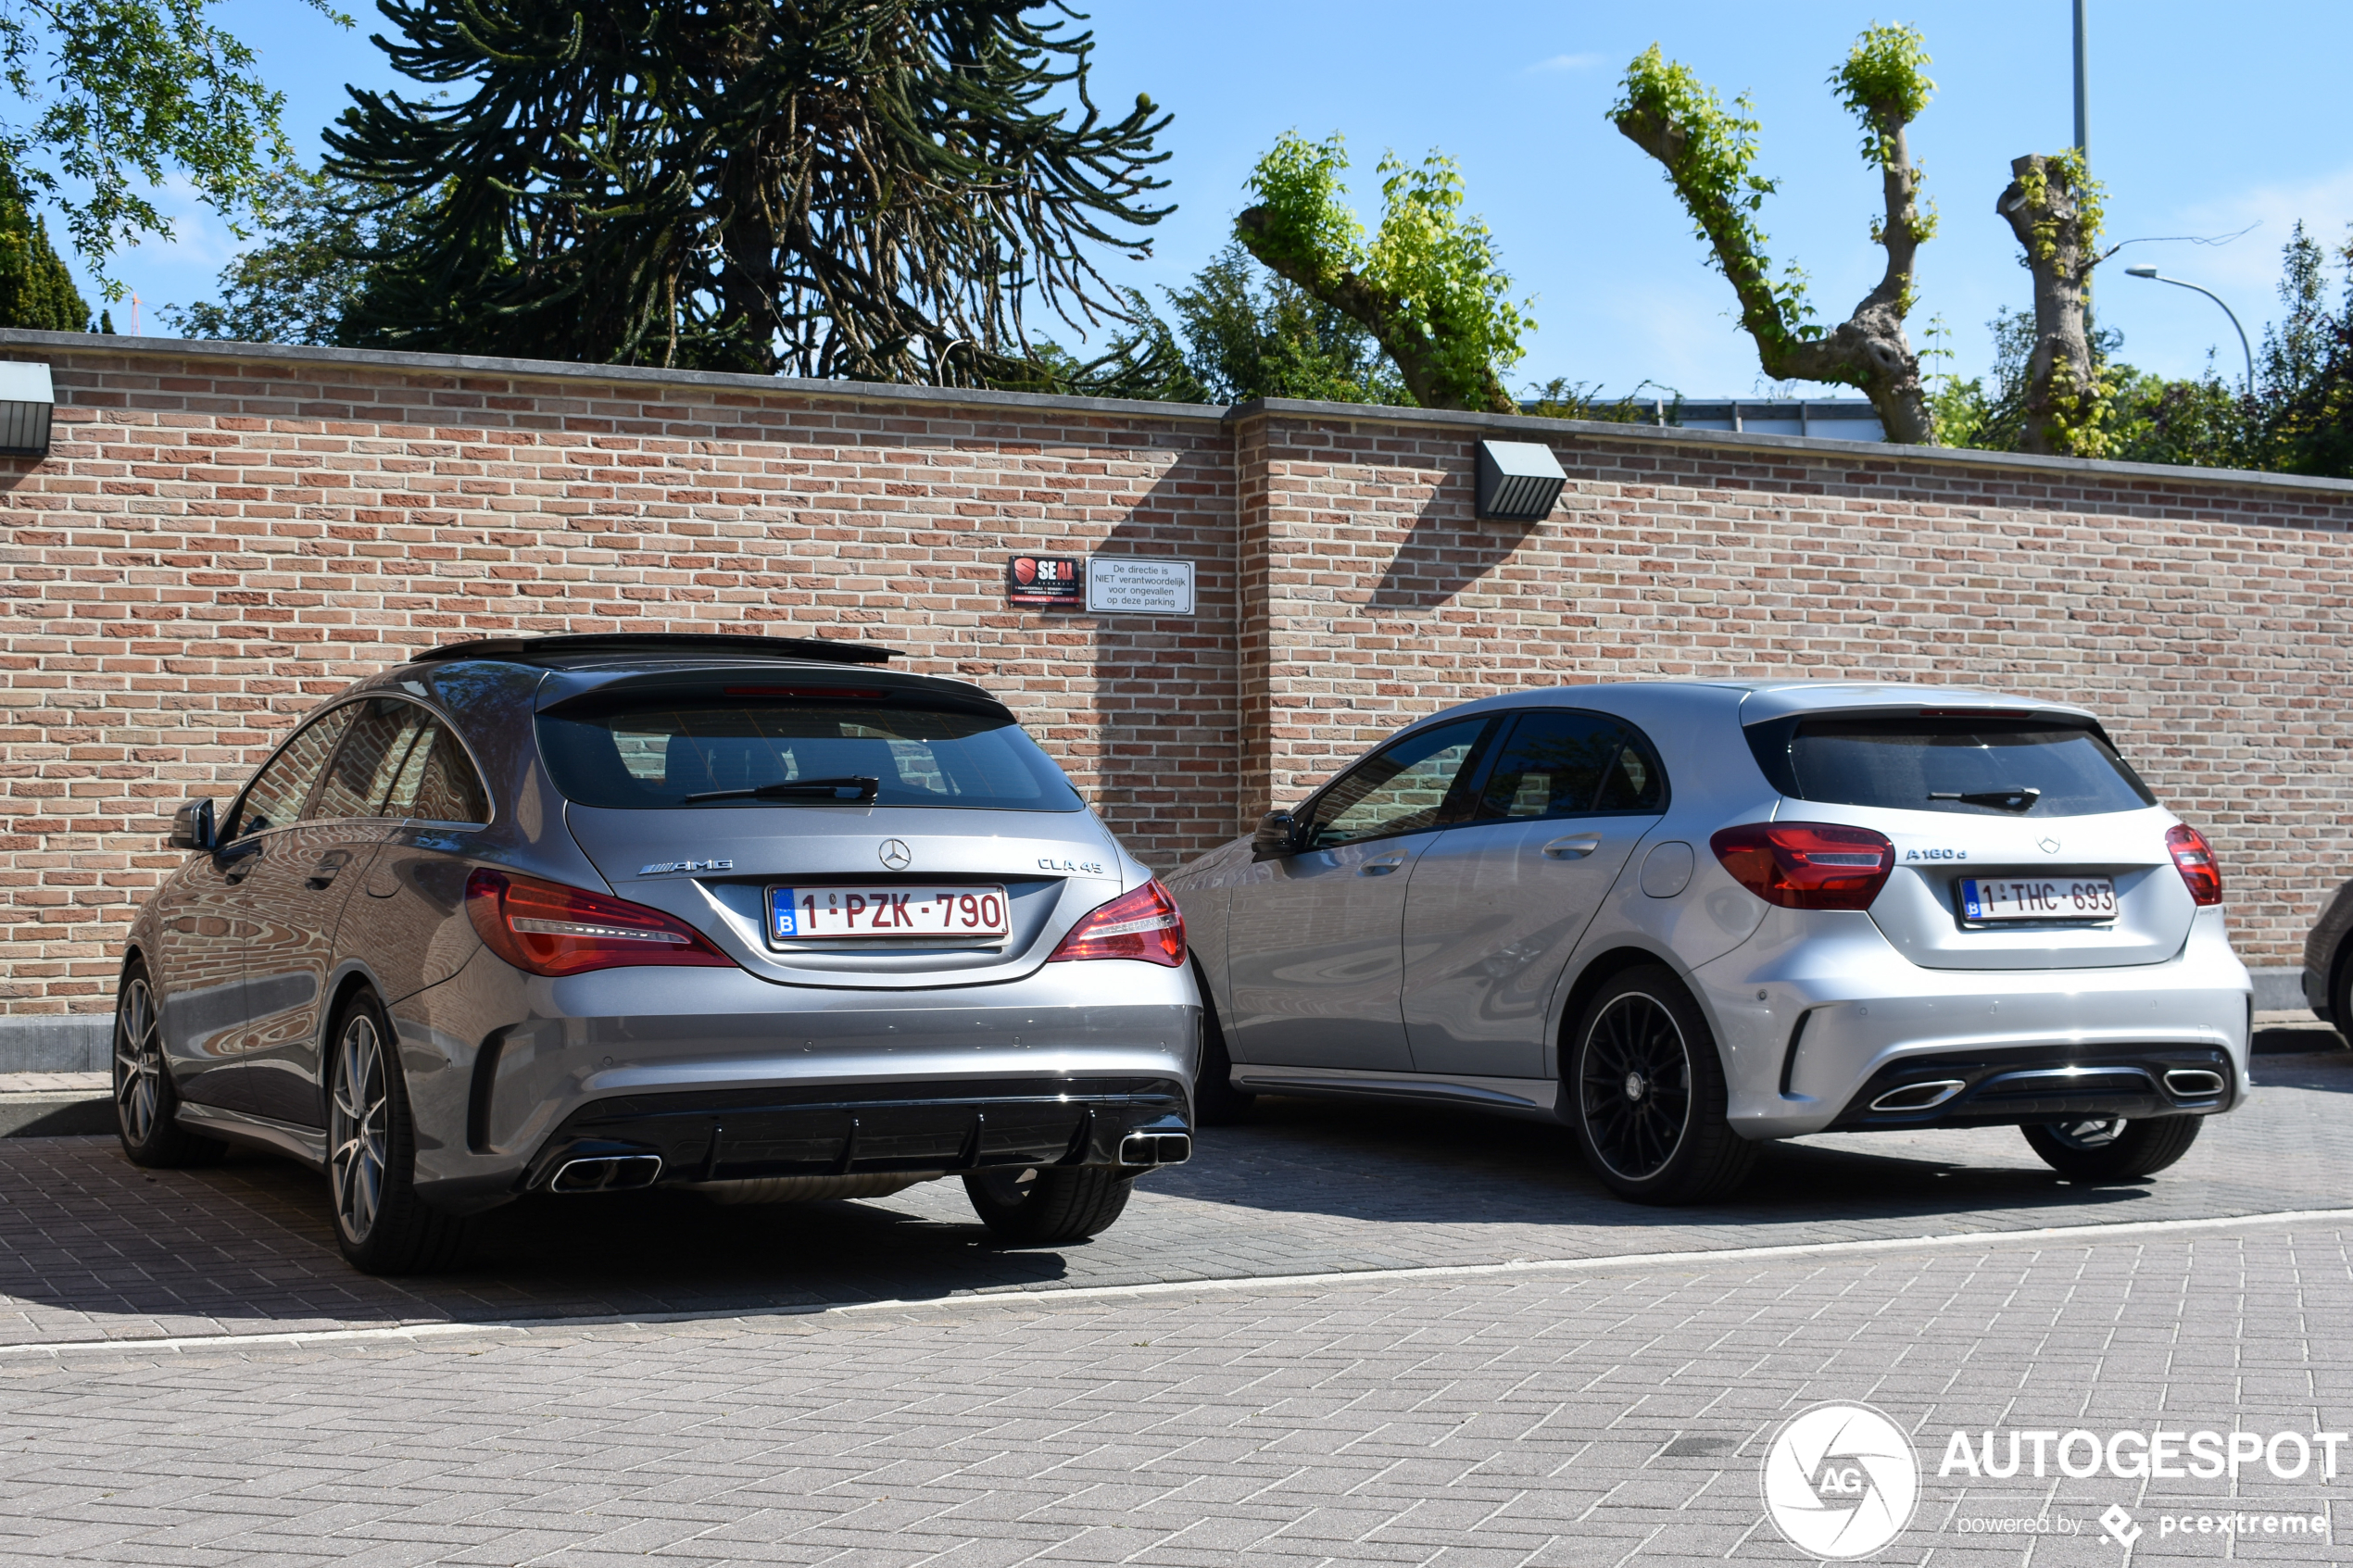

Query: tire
2022;1115;2204;1181
1567;966;1756;1205
2333;944;2353;1049
963;1165;1132;1244
325;989;468;1274
111;960;226;1169
1190;961;1255;1127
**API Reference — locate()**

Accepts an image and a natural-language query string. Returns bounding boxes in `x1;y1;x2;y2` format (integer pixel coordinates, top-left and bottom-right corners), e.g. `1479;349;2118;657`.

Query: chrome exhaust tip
550;1154;663;1193
1869;1079;1967;1113
2163;1068;2226;1098
1119;1132;1191;1166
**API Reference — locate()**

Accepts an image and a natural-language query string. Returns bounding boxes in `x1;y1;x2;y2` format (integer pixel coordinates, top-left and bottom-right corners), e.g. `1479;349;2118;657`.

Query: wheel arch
1550;942;1703;1083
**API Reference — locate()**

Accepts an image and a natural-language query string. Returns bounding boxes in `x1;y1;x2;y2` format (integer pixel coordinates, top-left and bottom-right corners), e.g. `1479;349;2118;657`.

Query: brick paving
1;1219;2348;1564
0;1052;2349;1563
2;1052;2351;1349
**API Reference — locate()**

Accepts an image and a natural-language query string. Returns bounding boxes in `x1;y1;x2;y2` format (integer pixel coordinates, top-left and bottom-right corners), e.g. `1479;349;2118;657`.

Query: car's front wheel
1567;967;1755;1205
963;1166;1132;1244
325;989;467;1274
2022;1115;2203;1181
111;960;225;1168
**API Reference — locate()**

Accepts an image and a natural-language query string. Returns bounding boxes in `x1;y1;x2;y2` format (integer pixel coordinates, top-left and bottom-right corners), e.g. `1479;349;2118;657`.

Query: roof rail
410;632;898;667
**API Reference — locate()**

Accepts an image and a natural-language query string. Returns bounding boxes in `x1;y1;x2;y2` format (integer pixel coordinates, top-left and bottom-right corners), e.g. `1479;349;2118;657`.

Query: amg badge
638;859;734;876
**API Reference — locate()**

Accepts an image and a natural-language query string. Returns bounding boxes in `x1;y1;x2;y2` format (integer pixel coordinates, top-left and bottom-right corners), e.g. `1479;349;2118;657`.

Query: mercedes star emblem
877;837;912;871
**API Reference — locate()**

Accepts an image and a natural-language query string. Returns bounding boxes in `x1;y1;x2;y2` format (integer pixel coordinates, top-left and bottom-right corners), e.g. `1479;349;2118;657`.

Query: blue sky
89;1;2353;398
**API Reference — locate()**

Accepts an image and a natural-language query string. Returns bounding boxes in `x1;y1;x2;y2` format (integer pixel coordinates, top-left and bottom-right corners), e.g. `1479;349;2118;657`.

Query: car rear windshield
1746;716;2158;818
537;696;1083;811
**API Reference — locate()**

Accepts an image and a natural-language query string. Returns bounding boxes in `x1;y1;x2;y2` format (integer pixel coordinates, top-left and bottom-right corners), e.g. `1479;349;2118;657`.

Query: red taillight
1709;822;1896;910
1048;878;1186;967
2166;823;2222;907
464;868;738;977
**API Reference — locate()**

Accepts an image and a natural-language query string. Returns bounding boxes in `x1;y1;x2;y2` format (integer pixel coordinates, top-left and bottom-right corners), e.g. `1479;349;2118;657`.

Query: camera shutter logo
1760;1403;1920;1560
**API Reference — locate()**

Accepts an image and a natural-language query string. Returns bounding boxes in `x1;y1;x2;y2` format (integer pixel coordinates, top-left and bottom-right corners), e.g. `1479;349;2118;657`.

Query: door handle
1356;857;1409;876
305;850;352;891
1542;836;1604;860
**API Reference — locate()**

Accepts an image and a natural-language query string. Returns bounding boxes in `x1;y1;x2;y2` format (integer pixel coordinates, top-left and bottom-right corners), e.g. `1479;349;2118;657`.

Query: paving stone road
1;1050;2349;1564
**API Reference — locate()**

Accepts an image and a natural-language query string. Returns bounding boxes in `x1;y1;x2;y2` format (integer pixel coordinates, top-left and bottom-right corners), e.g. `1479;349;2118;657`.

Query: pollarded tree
1232;132;1531;413
325;0;1175;378
1611;26;1938;445
1995;150;2108;456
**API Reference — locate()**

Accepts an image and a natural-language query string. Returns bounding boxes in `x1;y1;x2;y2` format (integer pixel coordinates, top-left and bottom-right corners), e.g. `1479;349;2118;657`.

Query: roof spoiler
411;632;898;668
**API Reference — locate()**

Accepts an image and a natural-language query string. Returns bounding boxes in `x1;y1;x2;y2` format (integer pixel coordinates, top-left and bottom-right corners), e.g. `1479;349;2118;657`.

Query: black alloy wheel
1567;966;1755;1205
111;960;225;1168
2022;1114;2204;1181
1189;960;1255;1126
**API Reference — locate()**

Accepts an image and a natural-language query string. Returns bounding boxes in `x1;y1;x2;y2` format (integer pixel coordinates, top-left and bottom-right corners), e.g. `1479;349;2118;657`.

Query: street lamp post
2122;265;2255;394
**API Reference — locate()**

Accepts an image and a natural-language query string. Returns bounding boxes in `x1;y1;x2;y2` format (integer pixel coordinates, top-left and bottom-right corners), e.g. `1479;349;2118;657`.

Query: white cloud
2125;163;2353;298
1527;53;1604;74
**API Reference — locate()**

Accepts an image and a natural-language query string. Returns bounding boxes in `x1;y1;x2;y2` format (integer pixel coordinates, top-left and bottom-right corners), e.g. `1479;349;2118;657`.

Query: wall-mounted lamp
1475;439;1566;521
0;361;54;458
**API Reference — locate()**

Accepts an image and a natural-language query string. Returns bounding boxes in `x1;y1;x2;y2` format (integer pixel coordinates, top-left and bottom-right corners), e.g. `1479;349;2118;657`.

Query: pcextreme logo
1760;1403;1921;1560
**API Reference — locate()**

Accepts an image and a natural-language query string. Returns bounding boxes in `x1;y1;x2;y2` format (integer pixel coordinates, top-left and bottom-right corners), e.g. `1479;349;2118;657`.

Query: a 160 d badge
1761;1403;1921;1560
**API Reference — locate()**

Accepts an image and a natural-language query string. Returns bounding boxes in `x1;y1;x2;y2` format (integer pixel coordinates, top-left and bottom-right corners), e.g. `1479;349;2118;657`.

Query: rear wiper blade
1929;786;2041;811
683;775;880;804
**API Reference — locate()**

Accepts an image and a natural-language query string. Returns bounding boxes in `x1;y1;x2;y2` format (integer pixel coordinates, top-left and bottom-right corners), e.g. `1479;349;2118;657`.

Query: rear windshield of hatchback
1747;716;2158;818
537;696;1084;811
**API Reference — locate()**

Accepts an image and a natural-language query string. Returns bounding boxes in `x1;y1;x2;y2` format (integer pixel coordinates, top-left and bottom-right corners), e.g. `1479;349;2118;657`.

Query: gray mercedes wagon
114;633;1198;1273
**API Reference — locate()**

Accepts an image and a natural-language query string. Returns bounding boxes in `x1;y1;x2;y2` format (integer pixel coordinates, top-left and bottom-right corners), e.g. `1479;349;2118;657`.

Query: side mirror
1251;810;1301;861
168;798;217;852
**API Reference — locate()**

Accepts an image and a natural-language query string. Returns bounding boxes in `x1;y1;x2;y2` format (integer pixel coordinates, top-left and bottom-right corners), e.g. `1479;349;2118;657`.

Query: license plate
1957;876;2118;922
768;884;1010;940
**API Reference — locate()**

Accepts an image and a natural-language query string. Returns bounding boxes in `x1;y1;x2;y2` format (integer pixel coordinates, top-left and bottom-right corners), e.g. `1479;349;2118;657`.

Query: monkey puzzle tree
324;0;1174;378
1232;132;1530;413
1611;26;1938;445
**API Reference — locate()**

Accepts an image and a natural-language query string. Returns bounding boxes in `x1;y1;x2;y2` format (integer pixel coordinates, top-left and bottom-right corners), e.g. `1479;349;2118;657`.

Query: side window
312;699;433;820
1473;710;1668;820
1305;719;1491;850
224;707;359;842
388;726;490;824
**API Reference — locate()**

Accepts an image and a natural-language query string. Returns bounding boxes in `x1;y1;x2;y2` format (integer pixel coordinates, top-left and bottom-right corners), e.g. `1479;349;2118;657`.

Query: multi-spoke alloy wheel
1567;966;1755;1205
321;988;467;1274
1578;991;1692;1182
109;959;222;1168
2042;1117;2125;1151
113;974;163;1146
330;1011;390;1245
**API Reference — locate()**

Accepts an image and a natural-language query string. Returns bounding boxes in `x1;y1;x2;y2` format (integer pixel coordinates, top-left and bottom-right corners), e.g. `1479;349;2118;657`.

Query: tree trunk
1235;205;1516;413
1996;154;2099;455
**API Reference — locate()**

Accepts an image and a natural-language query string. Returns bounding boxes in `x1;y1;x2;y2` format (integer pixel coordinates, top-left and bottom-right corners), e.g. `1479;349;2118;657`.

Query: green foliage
324;0;1173;379
0;0;348;294
1522;376;1678;424
1831;24;1935;161
1000;290;1206;404
1235;130;1529;412
166;169;411;345
0;164;87;329
1944;224;2353;480
1164;242;1403;405
1611;45;1813;358
2016;148;2103;279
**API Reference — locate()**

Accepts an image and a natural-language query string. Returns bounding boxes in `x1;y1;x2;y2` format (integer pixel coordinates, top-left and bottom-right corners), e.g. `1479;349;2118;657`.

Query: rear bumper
524;1074;1189;1192
1695;905;2250;1139
1825;1044;2233;1131
398;955;1198;1212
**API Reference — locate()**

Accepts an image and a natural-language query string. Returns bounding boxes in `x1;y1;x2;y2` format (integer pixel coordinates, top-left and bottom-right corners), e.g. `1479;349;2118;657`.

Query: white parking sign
1085;557;1194;615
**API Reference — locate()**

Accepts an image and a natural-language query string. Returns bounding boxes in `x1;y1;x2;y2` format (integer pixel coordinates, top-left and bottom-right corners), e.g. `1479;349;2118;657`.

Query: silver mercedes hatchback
114;633;1198;1272
1170;681;2250;1204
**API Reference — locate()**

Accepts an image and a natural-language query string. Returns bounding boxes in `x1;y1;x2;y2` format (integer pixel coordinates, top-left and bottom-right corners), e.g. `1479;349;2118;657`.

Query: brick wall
1;331;2347;1015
